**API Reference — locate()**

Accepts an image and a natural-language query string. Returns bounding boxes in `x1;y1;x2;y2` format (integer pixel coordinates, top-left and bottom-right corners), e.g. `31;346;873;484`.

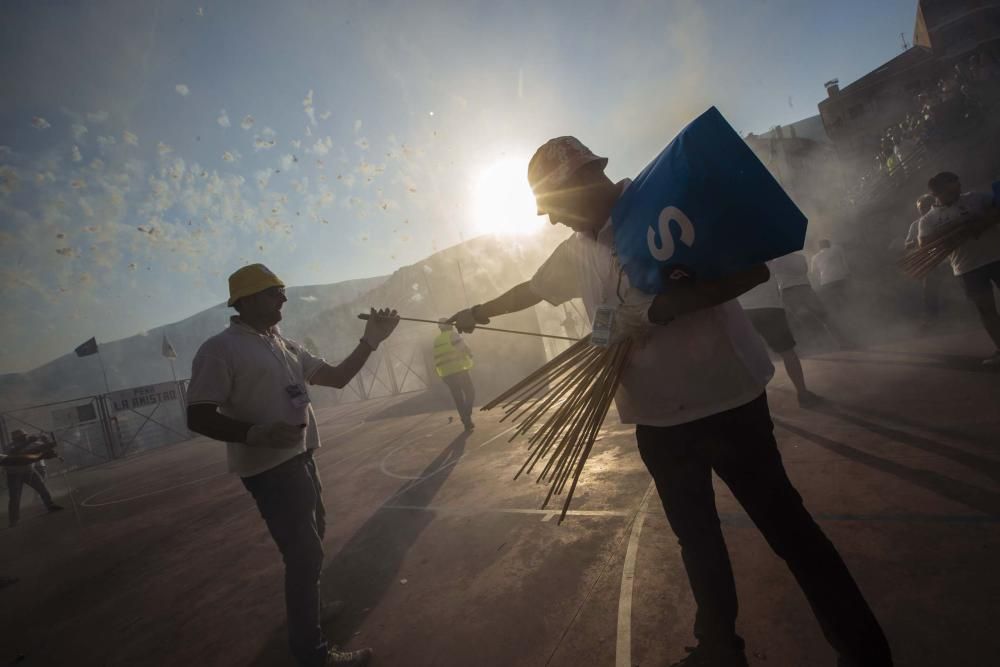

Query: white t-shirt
187;317;327;477
917;192;1000;276
810;246;850;286
769;252;811;290
529;188;773;427
738;266;783;310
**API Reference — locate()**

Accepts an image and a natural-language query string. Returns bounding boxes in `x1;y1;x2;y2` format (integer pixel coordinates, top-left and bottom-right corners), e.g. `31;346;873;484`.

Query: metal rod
357;313;581;342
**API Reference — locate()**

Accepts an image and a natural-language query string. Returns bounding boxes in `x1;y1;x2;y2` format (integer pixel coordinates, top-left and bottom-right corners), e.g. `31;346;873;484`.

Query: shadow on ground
249;431;471;665
365;389;456;422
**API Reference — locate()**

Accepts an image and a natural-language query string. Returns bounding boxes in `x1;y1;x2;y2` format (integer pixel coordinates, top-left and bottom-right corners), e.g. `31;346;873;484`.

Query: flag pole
95;344;112;395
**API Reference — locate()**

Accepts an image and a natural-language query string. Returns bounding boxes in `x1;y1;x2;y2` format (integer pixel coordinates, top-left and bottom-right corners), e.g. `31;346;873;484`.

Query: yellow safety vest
433;331;473;378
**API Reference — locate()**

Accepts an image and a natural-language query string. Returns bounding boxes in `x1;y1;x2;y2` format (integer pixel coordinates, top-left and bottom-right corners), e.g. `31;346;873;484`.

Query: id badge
590;304;617;347
285;384;311;408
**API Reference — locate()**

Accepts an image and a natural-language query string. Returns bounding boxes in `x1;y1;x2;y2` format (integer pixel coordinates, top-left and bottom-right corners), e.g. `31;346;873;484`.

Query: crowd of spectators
857;52;1000;197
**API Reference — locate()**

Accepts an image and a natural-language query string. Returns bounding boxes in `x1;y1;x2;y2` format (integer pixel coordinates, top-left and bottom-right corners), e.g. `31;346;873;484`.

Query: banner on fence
108;382;180;413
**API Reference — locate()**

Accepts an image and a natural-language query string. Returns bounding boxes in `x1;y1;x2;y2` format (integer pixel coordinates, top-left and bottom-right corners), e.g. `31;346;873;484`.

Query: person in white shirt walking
448;137;891;667
738;267;822;407
810;239;851;313
186;264;399;667
917;172;1000;364
771;251;852;348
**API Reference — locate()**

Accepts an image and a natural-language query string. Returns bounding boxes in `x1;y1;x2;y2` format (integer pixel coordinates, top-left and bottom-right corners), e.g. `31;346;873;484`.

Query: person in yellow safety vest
433;319;476;430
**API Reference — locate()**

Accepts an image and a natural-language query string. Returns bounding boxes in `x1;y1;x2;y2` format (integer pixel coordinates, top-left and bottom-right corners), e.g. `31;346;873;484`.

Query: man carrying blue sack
450;134;892;666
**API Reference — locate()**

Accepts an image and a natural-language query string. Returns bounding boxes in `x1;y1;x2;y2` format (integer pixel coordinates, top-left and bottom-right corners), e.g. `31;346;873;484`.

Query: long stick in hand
358;313;580;342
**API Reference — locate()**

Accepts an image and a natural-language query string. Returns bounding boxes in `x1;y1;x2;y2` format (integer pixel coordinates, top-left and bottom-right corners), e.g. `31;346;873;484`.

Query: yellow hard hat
227;264;285;306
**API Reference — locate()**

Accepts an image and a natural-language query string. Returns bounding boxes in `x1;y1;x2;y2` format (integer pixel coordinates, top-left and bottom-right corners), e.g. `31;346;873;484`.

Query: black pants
242;452;328;667
636;394;891;667
7;468;55;525
442;371;475;424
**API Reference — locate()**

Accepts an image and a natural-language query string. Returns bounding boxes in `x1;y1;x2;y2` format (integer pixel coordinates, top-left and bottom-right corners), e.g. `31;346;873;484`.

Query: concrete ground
1;327;998;667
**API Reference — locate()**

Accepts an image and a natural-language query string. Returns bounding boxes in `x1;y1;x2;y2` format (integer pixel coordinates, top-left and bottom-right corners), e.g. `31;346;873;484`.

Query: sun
470;158;543;236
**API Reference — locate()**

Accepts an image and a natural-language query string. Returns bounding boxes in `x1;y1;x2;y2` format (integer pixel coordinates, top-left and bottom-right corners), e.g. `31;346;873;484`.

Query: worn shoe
797;390;824;408
463;419;475;431
669;642;748;667
982;351;1000;367
47;504;65;513
325;646;372;666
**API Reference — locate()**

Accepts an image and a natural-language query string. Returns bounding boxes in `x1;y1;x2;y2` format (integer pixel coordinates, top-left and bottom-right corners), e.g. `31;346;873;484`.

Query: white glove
246;422;306;449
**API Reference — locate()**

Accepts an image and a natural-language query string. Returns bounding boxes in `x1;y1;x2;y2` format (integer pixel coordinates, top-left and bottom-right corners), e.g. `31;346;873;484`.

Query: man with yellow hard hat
187;263;398;667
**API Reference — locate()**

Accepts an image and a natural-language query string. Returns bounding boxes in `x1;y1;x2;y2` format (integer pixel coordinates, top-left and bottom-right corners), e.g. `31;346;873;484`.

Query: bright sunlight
469;158;544;236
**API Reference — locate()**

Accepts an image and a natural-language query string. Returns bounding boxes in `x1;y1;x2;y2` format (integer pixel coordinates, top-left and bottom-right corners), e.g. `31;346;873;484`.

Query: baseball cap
527;136;608;198
227;264;285;307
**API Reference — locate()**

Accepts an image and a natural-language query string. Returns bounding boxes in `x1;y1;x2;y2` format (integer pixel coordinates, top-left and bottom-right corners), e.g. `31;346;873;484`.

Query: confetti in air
217;110;231;128
31;116;51;129
175;84;191;97
240;115;255;130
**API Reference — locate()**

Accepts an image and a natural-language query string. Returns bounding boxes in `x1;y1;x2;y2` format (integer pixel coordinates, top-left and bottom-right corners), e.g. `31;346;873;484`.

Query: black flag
74;337;98;357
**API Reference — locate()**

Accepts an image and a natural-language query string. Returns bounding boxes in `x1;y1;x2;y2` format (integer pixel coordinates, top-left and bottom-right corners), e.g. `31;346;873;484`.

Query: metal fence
1;379;191;469
345;343;431;401
1;354;429;470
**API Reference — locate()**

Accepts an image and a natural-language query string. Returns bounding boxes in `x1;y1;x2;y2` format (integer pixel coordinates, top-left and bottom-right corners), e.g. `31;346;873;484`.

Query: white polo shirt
529;184;773;427
917;192;1000;276
187;317;327;477
769;252;811;290
810;246;850;286
737;266;783;311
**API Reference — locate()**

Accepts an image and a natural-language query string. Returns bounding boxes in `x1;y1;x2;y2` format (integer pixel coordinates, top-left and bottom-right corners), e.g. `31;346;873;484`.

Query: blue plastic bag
611;106;808;294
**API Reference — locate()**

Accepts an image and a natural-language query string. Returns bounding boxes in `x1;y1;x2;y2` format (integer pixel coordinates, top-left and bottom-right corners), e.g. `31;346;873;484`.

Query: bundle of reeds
898;223;973;279
481;335;632;522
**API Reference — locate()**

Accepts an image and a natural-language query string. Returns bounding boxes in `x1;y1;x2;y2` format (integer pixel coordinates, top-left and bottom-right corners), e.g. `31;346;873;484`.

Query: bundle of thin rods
897;223;973;279
481;336;632;522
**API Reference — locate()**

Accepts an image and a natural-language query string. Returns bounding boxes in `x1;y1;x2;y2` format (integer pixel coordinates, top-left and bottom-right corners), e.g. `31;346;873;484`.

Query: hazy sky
1;0;918;373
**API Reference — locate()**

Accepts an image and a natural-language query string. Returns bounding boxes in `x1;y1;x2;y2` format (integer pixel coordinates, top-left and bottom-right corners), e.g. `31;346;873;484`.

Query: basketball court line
616;483;655;667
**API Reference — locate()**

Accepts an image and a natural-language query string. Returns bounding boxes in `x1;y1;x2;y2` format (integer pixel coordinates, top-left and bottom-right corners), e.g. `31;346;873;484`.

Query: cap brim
533;155;608;215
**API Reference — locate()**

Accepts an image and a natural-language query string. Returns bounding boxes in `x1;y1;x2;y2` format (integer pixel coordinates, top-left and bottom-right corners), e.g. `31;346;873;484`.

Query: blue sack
611;106;808;294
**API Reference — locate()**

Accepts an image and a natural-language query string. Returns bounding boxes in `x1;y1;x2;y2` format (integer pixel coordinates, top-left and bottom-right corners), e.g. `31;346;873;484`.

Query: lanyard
259;333;299;387
602;236;626;306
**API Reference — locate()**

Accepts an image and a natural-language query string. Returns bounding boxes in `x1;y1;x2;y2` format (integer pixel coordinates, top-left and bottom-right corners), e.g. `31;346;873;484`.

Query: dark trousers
242;452;328;667
7;468;55;525
635;394;892;667
442;371;475;423
820;279;850;313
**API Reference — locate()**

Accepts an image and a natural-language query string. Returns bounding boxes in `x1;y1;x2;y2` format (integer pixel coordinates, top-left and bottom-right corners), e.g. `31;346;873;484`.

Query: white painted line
616;483;655;667
381;503;632;519
80;470;229;507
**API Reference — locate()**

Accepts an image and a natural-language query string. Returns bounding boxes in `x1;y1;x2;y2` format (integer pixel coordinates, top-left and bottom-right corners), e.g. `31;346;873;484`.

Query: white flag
162;335;177;359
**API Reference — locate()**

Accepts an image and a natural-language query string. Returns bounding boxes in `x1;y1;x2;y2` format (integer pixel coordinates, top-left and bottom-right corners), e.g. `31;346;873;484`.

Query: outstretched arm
310;342;376;388
449;281;543;333
309;307;400;388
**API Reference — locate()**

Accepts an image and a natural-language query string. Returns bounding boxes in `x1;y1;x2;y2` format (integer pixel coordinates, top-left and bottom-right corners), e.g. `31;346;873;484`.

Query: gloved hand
449;305;490;333
361;307;400;349
246;422;306;449
609;289;656;345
